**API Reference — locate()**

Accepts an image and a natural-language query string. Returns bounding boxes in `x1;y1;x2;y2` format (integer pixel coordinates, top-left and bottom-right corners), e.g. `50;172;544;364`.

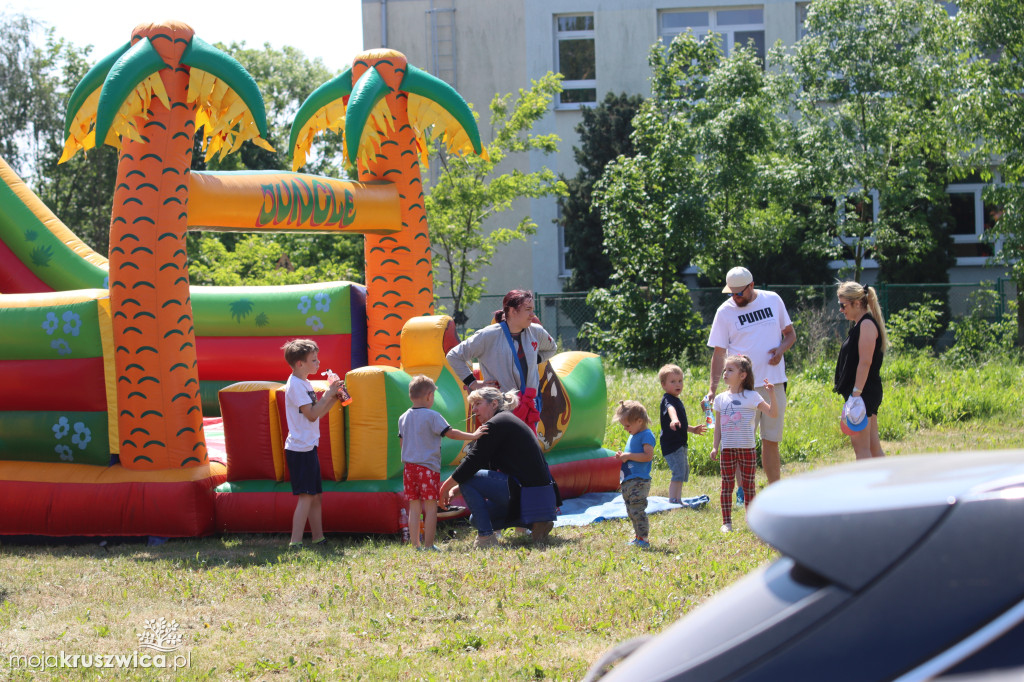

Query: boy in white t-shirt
282;338;343;548
399;375;487;551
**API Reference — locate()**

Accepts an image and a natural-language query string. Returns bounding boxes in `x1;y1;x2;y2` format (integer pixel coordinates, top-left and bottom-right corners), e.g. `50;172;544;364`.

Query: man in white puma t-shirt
706;267;796;485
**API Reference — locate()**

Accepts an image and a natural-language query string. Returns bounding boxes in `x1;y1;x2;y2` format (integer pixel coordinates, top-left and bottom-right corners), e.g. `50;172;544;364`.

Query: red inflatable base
215;490;404;534
0;468;226;537
0;455;618;538
216;457;620;536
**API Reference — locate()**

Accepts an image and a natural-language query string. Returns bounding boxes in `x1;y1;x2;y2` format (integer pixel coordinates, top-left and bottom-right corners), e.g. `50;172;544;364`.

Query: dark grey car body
591;450;1024;681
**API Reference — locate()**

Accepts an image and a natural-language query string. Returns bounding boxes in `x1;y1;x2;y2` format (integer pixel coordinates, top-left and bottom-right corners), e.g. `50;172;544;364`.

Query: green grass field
1;356;1022;680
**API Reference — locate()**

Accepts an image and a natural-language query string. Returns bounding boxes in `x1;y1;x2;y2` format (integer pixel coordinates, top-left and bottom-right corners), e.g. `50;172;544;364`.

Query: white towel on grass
554;492;710;528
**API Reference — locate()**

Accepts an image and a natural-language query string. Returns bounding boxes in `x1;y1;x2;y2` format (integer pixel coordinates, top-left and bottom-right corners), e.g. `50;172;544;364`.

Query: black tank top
834;313;883;399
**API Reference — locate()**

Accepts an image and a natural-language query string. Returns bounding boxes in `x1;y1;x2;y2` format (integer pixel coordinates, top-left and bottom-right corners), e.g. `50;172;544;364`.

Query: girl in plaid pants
710;355;777;533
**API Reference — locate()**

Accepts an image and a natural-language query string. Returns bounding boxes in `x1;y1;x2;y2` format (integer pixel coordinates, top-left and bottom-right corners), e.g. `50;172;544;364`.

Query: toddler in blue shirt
614;400;655;549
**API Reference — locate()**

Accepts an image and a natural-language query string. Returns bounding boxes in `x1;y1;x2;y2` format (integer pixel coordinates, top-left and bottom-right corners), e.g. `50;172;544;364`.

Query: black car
586;450;1024;681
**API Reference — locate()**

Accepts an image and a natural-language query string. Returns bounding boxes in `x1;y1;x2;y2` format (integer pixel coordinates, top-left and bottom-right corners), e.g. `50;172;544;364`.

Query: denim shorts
663;446;690;483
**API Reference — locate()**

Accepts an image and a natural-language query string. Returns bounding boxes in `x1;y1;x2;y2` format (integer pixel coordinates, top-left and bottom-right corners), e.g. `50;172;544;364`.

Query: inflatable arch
0;22;618;537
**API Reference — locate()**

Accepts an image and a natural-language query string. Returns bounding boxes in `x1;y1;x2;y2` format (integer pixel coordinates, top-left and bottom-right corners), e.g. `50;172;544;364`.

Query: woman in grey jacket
445;289;557;430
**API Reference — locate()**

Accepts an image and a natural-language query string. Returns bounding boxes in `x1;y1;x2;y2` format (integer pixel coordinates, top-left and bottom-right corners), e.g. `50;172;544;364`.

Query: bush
942;287;1018;366
883;351;932;386
886;297;944;353
581;282;706;370
787;300;844;372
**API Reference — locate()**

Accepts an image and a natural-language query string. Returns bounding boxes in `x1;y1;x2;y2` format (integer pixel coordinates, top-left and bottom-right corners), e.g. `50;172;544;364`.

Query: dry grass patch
1;469;773;680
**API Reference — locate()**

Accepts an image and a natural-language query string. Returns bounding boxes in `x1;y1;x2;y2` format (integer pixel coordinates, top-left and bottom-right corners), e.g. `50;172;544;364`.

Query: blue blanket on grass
553;492;710;528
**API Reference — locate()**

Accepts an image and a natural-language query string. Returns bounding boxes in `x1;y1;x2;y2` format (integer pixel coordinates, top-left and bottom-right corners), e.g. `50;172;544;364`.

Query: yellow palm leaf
253;136;275;152
63;89;102;156
210;78;230;108
195;109;211;133
189;69;274;158
407;93;479;158
143;72;170;110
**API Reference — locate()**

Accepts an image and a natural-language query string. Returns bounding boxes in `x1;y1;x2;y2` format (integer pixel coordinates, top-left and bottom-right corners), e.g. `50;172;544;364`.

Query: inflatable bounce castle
0;21;617;538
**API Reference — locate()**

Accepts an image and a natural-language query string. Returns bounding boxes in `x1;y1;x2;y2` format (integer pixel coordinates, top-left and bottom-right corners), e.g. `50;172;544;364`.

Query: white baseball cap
722;266;754;293
841;403;869;434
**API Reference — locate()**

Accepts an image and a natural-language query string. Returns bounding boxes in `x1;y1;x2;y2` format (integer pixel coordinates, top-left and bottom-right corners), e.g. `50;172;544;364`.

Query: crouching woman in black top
834;281;888;460
439;387;560;548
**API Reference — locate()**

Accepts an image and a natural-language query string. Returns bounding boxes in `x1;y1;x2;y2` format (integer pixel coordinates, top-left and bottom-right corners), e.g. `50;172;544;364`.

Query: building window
659;7;765;62
556;14;596;108
946;180;999;262
796;2;811;40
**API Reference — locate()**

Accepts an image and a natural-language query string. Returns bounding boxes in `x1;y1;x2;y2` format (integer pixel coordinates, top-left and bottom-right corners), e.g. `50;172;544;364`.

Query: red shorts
403;463;441;501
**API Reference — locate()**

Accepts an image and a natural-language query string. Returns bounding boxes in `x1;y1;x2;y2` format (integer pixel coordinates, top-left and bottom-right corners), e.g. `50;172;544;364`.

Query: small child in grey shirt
399;375;487;550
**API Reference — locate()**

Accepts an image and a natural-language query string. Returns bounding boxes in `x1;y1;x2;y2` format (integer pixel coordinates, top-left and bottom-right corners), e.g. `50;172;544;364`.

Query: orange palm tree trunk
110;22;206;469
354;50;434;368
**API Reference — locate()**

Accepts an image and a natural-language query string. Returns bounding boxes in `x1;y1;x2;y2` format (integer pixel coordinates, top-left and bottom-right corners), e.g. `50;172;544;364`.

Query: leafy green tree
580;36;719;367
959;0;1024;345
0;13;42;172
1;13;119;254
188;234;361;286
787;0;970;281
688;39;832;286
425;72;567;329
584;35;826;367
559;91;643;292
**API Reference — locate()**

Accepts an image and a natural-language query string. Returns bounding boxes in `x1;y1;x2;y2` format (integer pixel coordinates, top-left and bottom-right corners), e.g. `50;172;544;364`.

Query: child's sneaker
720;523;733;533
627;537;651;549
417;545;442;552
736;487;745;504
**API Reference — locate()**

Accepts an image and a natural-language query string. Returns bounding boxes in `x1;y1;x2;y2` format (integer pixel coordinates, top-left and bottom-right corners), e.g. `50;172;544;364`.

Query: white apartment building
362;0;1003;295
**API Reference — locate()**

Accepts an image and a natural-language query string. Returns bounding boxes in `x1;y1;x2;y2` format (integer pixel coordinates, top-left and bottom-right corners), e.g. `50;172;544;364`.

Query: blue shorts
663;446;690;483
286;447;322;495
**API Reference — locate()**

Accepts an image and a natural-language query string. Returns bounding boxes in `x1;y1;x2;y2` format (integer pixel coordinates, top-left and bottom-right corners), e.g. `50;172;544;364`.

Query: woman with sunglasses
446;289;556;432
833;281;889;460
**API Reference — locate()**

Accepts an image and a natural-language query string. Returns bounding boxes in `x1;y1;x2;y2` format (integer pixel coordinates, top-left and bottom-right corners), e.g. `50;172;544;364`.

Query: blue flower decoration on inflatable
71;422;92;450
62;310;81;336
53;416;70;439
42;312;59;335
51;339;71;355
306;316;324;332
297;295;312;314
314;292;331;312
55;444;74;462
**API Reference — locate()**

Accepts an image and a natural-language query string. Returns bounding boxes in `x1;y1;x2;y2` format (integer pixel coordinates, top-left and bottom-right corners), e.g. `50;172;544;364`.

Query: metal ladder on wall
426;0;457;88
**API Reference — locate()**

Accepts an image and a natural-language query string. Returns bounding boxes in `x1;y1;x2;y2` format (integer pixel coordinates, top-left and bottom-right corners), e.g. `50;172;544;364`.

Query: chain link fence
436;279;1018;352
